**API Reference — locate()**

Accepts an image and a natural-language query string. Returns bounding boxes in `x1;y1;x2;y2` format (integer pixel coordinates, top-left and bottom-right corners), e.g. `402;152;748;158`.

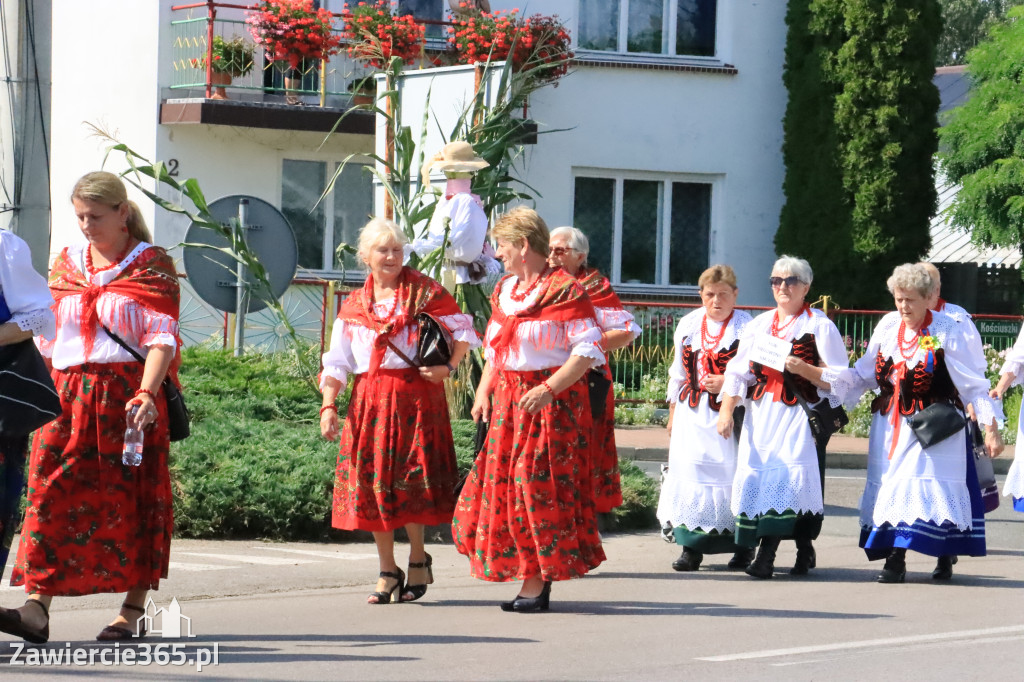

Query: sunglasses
550;247;575;257
769;276;803;288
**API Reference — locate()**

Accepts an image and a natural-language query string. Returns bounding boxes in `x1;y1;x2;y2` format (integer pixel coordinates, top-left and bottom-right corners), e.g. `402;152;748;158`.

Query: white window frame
282;157;373;281
572;168;720;294
575;0;721;64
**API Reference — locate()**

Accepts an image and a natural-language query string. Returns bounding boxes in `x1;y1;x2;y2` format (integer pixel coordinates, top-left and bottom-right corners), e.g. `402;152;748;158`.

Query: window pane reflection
579;0;620;51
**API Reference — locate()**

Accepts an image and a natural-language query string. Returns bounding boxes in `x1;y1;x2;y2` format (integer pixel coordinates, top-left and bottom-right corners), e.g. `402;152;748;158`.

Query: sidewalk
615;426;1015;474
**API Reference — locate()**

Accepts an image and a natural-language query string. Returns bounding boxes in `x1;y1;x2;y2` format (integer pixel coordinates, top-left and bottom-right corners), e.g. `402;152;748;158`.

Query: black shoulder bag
101;324;190;442
0;339;62;436
783;373;848;447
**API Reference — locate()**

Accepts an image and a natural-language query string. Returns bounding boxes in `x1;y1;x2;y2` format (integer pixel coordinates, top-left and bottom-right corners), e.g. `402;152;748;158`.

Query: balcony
162;2;444;134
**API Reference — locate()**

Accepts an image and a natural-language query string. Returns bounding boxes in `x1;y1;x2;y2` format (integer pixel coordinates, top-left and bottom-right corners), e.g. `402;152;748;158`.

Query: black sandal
403;553;434;602
368;569;405;604
96;602;147;641
0;599;49;644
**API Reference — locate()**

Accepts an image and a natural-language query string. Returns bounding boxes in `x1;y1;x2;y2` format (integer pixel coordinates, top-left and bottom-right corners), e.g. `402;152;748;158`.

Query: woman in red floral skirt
548;226;641;513
320;218;477;604
453;207;607;612
0;172;179;643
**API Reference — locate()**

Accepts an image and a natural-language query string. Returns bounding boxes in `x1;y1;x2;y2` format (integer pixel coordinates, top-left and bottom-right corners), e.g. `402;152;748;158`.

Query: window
282;159;374;274
573;173;712;286
578;0;717;57
399;0;444;40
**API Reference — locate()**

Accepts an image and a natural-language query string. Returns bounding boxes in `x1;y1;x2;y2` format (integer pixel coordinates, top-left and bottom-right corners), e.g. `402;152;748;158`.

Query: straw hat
430;141;489;173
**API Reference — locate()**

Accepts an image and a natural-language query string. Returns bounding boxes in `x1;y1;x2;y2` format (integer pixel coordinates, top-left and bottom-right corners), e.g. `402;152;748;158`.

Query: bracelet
320;405;338;416
135;389;156;400
445;361;455;374
541;380;555;396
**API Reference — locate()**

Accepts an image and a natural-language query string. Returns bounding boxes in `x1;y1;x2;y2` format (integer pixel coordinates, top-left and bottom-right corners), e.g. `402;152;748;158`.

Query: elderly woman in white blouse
0;230;56;579
822;263;1003;583
320;218;478;605
454;207;606;613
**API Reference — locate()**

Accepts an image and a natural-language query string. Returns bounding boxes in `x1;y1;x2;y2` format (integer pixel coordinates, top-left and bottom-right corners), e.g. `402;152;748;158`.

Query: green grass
171;348;658;539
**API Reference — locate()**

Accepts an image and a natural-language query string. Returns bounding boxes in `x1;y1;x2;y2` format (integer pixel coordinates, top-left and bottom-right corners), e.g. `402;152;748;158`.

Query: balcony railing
169;1;448;107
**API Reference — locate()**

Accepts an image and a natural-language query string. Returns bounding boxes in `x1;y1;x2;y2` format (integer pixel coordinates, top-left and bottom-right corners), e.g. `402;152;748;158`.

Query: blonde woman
0;172;180;642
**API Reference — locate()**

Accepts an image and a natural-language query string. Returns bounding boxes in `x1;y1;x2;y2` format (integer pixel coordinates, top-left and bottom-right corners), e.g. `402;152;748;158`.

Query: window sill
572;51;737;75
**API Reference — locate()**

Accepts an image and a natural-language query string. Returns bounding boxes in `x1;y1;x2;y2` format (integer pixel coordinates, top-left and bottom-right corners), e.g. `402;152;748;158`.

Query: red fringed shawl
49;246;182;372
336;266;463;374
575;267;623;309
488;269;597;367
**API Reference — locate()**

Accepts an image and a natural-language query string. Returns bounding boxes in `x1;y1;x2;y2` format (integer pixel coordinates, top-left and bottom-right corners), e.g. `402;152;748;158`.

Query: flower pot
210;71;232;100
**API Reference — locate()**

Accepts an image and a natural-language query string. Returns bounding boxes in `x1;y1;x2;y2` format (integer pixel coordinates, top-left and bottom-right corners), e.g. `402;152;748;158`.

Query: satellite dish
182;195;298;314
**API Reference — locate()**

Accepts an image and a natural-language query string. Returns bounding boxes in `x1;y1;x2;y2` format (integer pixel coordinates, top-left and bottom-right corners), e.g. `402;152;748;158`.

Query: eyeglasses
769;276;803;289
550;247;575;257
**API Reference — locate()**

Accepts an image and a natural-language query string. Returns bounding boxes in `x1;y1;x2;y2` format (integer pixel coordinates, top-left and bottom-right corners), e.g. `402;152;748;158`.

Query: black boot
671;548;703;572
727;547;755;570
745;537;781;579
932;555;957;580
877;548;907;583
790;537;817;576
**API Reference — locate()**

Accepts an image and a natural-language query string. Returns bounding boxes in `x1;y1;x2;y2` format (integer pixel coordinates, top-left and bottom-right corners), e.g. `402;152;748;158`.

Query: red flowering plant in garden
246;0;343;69
341;1;426;69
448;5;572;84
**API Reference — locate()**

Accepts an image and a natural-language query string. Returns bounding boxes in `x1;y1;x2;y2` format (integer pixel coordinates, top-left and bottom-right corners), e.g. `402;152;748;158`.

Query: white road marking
696;624;1024;662
769;634;1024;667
168;561;235;572
250;547;378;560
179;552;320;566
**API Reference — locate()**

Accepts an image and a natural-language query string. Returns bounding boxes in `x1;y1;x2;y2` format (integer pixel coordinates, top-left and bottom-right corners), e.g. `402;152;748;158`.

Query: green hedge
171;348;658;539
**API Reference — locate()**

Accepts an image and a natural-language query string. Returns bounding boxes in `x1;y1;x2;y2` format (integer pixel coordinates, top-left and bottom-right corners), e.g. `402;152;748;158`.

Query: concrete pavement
0;471;1022;680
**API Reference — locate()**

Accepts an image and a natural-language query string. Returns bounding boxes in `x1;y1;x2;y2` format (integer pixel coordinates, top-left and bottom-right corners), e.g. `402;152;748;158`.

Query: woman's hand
784;355;808;375
984;423;1005;458
716;411;733;440
418;365;450;384
703;375;724;395
320;409;340;441
126;393;158;430
471;390;491;423
990;372;1015;399
519;385;554;415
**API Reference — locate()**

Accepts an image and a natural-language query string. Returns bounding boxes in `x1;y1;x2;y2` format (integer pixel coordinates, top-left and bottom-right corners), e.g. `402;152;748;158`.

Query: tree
936;0;1024;66
777;0;942;308
938;6;1024;256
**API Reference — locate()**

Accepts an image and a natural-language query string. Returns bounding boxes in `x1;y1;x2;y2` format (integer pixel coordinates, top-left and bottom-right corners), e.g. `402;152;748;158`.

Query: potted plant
247;0;343;104
448;9;572;85
347;76;376;105
341;1;425;69
209;36;255;99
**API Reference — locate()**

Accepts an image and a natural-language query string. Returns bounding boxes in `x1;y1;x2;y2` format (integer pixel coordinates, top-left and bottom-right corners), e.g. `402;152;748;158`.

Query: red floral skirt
332;369;458;532
12;362;173;596
452;369;606;582
593;365;622;513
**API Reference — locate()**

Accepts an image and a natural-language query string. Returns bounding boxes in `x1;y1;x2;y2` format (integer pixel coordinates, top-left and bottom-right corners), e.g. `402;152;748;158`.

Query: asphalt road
0;471;1022;680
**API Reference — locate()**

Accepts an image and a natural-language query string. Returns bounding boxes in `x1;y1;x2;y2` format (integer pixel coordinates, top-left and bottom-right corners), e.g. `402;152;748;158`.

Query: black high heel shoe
403;553;434;602
0;599;49;644
499;581;551;613
368;569;405;604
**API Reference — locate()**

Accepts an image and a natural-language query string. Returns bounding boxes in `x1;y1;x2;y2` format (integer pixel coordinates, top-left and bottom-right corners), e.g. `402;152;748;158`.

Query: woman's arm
0;321;33;346
471;362;496;423
518;354;594;415
320;376;343;441
601;329;634;352
128;344;174;430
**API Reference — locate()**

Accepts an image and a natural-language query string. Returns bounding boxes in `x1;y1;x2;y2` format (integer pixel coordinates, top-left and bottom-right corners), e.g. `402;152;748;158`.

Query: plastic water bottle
122;405;144;467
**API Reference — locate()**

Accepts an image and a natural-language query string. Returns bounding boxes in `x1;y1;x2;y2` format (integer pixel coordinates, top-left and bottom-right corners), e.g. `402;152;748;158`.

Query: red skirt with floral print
12;362;173;596
452;369;606;582
332;368;458;532
592;365;622;513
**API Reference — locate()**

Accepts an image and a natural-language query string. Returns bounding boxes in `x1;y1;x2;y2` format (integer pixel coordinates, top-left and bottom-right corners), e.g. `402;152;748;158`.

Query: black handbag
784;374;849;446
906;402;965;449
0;339;62;436
967;419;997;490
101;324;191;442
416;312;454;367
587;368;612;418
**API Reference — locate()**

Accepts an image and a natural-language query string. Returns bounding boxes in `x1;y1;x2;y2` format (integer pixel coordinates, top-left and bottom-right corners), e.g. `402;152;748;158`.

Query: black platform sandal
403;553;434;603
0;599;49;644
368;569;405;604
97;602;147;641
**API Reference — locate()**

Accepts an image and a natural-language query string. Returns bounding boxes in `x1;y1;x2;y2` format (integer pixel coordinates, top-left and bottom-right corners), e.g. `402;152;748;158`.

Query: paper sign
750;334;793;372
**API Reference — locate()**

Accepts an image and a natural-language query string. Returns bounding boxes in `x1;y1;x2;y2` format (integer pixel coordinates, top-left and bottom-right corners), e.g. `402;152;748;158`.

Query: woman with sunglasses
548;226;640;513
717;256;847;579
